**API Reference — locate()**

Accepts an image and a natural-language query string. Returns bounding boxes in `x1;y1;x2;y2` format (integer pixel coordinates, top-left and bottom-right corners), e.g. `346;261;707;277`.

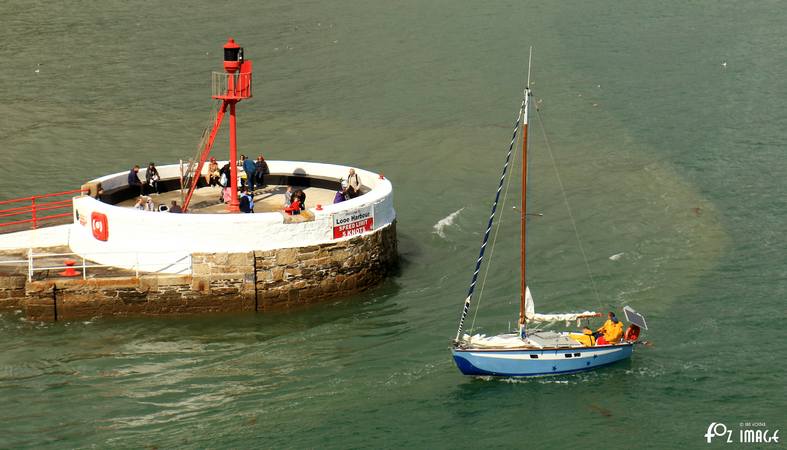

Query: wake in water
432;208;464;238
609;252;625;261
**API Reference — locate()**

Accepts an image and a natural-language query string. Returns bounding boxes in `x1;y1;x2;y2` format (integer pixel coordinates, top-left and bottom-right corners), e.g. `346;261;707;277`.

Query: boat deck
460;331;585;350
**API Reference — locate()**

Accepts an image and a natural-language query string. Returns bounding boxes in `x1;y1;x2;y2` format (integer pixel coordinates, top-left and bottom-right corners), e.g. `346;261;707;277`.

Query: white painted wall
69;161;395;274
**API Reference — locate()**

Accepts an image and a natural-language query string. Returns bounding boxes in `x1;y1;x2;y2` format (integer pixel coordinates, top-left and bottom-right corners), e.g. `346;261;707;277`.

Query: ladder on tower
180;100;228;211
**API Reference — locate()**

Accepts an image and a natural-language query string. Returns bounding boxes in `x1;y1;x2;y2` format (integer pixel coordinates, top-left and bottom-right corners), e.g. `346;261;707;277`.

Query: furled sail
524;286;535;320
524;286;599;323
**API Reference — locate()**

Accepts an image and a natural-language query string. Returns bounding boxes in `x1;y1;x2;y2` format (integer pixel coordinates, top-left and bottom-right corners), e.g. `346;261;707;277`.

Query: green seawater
0;0;784;448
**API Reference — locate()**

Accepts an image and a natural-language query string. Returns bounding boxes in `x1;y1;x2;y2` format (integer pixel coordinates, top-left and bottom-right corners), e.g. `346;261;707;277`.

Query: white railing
0;250;192;282
211;71;253;99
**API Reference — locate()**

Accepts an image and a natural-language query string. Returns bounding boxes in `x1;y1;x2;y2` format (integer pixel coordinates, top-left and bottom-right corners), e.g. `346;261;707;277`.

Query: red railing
0;189;86;231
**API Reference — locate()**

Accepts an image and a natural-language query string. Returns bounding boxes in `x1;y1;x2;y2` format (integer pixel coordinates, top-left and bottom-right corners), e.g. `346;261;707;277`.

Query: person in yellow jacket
569;327;596;347
594;312;624;344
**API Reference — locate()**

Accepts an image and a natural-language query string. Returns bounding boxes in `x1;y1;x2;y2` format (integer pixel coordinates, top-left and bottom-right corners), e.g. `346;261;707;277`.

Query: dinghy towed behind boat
450;54;648;377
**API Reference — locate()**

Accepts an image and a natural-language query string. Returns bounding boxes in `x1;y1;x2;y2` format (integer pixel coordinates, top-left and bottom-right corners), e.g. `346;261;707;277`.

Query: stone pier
0;160;398;321
0;222;396;321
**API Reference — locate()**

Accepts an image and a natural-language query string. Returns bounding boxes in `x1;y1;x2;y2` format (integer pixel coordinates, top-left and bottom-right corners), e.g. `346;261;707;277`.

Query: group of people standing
241;154;269;192
204;154;269;205
204;154;270;191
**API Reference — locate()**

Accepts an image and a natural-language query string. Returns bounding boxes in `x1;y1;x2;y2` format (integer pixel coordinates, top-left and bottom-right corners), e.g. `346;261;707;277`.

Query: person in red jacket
284;197;301;215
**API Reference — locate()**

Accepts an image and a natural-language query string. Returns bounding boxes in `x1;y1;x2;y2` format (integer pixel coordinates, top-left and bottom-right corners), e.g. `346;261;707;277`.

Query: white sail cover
463;333;528;349
525;286;599;323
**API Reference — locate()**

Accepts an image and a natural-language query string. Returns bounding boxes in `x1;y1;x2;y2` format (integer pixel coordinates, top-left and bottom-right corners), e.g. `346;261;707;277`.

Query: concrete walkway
0;224;70;251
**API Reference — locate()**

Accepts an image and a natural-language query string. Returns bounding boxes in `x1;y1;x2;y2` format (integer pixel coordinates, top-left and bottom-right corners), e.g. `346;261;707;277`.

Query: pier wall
0;222;396;321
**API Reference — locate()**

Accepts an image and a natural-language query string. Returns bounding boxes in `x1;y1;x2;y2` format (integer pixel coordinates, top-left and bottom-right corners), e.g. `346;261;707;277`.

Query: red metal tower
182;38;253;212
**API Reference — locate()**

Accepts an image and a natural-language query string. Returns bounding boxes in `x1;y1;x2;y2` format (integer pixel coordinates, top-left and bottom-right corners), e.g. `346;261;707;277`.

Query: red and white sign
91;212;109;241
332;206;374;239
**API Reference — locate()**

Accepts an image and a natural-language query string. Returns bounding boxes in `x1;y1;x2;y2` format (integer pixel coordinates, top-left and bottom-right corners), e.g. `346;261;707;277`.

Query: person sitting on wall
334;180;349;204
169;200;183;213
206;157;221;187
346;168;361;198
239;188;254;213
128;165;144;195
254;155;269;189
333;189;347;204
333;187;348;204
97;186;108;203
145;162;160;194
593;312;624;345
284;194;301;215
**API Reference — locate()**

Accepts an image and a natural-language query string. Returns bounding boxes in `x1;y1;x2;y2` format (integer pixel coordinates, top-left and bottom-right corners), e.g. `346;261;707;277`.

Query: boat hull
452;343;634;377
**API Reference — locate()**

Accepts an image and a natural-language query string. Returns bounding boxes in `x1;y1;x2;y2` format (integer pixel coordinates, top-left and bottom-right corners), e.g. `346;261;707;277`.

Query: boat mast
519;48;532;331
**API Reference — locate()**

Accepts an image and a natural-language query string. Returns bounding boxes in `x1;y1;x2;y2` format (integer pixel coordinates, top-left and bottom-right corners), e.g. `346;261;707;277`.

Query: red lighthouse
182;38;253;212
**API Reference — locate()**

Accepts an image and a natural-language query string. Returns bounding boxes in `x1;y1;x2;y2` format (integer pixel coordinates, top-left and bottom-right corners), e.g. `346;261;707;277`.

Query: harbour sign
333;206;374;239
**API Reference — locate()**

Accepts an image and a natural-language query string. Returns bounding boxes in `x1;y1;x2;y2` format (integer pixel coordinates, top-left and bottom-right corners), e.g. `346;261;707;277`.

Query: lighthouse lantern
223;38;242;73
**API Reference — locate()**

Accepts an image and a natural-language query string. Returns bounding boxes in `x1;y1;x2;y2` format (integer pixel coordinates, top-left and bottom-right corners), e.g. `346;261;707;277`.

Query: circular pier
73;160;396;273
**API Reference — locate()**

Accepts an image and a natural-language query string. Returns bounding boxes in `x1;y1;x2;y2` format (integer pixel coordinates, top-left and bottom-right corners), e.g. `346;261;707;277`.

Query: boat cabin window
564;353;572;358
574;353;581;357
529;354;538;359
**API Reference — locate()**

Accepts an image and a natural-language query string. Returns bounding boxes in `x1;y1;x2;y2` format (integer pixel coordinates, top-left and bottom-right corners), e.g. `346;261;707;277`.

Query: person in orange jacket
594;312;624;344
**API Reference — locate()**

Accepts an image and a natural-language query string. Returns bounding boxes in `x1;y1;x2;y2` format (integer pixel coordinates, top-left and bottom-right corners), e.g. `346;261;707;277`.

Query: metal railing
0;250;192;282
0;189;86;231
211;71;253;99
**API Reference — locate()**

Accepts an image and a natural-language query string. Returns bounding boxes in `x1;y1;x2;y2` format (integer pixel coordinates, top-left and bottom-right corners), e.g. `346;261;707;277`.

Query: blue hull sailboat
452;338;634;377
451;55;647;377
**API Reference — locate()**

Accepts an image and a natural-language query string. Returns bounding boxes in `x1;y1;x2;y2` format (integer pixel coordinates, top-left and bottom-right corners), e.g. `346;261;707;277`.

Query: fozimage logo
705;422;780;444
705;423;732;443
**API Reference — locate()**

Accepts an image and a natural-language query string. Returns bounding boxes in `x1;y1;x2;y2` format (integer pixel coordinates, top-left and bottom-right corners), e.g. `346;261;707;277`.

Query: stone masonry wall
255;221;398;309
0;275;27;312
1;222;397;321
21;274;253;321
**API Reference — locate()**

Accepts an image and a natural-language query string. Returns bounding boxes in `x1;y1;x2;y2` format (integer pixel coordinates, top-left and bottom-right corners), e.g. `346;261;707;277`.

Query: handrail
0;249;193;281
0;189;86;231
0;189;85;205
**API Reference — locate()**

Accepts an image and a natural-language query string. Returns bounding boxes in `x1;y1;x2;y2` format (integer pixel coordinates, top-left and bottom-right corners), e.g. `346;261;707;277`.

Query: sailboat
451;59;648;377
